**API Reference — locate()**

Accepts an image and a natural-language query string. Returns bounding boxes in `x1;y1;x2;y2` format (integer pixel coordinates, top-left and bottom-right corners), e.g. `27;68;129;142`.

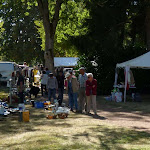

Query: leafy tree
145;0;150;50
35;0;88;58
37;0;89;72
0;0;43;64
37;0;63;73
0;0;89;69
72;0;148;94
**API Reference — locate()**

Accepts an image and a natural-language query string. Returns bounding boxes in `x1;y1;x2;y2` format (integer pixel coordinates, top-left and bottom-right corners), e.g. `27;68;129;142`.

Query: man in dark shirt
17;71;24;103
46;68;51;75
56;71;64;106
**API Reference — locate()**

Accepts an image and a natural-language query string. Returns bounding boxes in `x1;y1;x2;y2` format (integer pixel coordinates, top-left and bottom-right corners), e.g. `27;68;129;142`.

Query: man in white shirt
41;70;48;96
78;67;88;113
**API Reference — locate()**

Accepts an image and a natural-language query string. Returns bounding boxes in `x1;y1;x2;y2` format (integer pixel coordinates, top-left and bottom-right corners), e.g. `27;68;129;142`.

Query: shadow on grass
89;125;150;150
97;96;150;115
67;112;107;121
0;87;9;99
0;119;38;134
0;106;73;135
67;125;150;150
87;113;106;120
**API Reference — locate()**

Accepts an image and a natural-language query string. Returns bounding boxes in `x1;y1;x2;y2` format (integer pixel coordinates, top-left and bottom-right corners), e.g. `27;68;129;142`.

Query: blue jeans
58;87;64;105
68;91;78;110
48;88;56;102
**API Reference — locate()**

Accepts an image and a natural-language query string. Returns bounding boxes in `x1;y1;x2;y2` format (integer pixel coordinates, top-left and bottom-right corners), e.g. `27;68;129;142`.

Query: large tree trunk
44;37;55;73
37;0;63;73
43;15;55;73
145;2;150;51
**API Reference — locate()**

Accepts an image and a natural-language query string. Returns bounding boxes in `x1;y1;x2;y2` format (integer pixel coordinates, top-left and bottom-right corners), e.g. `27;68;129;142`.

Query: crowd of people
15;63;98;116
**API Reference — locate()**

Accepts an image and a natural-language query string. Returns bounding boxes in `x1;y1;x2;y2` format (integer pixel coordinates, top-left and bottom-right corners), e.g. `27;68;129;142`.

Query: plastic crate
35;102;44;108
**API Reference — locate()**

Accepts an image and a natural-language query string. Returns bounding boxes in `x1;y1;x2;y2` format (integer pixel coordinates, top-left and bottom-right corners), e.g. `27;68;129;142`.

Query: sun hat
79;67;85;70
65;72;71;78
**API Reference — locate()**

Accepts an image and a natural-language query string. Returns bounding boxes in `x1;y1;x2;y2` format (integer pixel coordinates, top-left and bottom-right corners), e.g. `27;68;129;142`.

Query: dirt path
97;108;150;133
37;94;150;133
96;99;150;133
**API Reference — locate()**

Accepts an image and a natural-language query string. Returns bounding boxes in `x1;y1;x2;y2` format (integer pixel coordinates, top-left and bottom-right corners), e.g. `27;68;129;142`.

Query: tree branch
37;0;50;21
52;0;63;34
42;0;49;18
37;0;44;17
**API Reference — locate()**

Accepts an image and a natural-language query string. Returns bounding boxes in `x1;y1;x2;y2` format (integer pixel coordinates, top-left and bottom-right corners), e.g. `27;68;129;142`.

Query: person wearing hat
78;67;88;113
65;72;79;112
47;73;58;102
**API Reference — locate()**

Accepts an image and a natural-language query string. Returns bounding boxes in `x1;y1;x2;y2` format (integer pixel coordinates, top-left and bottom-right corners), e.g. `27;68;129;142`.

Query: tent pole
124;82;127;102
114;67;118;86
124;66;129;102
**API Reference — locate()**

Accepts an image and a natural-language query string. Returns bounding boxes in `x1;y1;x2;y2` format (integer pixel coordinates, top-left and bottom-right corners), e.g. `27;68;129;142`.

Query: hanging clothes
124;66;130;90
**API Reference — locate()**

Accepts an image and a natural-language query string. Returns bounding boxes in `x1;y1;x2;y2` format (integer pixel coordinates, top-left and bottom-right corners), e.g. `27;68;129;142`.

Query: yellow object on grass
23;110;29;122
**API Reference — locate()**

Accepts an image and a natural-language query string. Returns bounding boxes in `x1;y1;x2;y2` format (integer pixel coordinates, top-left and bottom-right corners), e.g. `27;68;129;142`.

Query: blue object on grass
35;102;44;108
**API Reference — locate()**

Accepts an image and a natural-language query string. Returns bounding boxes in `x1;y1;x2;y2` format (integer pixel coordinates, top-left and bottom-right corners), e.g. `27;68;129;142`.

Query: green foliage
72;0;148;94
0;21;4;39
0;0;43;64
0;20;5;60
35;0;89;57
0;0;89;63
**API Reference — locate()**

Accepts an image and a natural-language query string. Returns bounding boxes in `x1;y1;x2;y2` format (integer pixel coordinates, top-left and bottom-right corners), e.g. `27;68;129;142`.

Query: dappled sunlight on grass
0;105;150;150
98;96;150;114
0;90;150;149
0;87;9;99
89;125;150;150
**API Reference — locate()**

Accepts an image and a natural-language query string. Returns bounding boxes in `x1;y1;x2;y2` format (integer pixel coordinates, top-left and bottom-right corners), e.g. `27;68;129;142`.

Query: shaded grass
0;106;150;150
0;89;150;149
0;86;9;99
98;96;150;114
90;125;150;150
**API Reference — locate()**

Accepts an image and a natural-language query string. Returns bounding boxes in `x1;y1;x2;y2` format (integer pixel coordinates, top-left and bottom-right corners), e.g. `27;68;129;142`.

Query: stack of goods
18;103;29;122
0;100;10;116
44;101;51;110
46;100;70;119
0;99;29;122
105;88;123;102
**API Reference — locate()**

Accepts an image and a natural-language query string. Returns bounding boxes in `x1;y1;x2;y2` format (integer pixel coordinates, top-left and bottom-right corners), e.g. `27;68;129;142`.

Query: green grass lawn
99;96;150;114
0;88;150;150
0;106;150;150
0;86;9;100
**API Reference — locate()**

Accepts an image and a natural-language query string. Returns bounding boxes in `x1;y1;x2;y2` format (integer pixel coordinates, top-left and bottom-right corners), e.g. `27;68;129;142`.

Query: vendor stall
114;51;150;102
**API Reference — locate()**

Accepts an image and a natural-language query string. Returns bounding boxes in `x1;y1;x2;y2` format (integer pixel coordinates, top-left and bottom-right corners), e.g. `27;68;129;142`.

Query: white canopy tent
115;51;150;102
54;57;78;67
116;51;150;69
54;57;98;68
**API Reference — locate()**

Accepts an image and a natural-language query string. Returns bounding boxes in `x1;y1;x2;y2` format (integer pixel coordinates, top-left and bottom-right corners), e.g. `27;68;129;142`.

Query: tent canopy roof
54;57;78;67
116;51;150;69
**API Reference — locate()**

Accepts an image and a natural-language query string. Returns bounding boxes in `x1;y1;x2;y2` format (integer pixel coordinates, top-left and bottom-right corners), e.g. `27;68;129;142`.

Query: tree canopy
73;0;150;94
0;0;89;65
35;0;89;57
0;0;43;64
0;0;150;92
